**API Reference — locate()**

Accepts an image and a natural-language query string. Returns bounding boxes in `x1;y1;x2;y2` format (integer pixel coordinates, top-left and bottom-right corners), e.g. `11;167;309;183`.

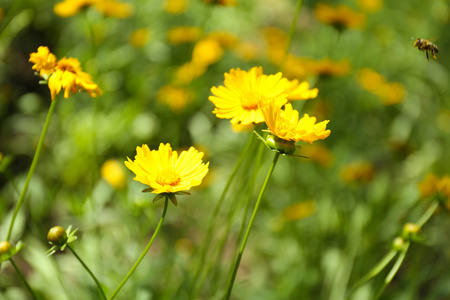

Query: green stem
10;258;39;300
109;197;169;300
224;152;280;300
6;97;59;241
416;201;439;228
279;0;304;71
67;244;107;300
190;133;255;297
374;242;410;300
347;250;397;296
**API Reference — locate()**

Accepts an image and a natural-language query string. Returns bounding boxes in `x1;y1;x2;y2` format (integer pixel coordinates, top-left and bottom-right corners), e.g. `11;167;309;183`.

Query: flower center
156;170;181;186
58;62;77;73
240;91;263;111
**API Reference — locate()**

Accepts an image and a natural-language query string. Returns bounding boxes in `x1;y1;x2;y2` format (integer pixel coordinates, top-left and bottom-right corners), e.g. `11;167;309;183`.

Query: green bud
266;134;296;155
392;237;406;251
47;226;68;247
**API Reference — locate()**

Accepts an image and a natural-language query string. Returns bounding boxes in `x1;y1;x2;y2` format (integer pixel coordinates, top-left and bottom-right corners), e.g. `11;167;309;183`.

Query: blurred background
1;0;449;299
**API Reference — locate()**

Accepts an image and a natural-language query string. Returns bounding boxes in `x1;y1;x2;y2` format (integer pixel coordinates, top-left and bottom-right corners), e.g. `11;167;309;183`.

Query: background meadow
1;0;450;299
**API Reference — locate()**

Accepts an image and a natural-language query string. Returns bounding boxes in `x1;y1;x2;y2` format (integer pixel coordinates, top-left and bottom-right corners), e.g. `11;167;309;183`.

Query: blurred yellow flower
263;27;288;66
418;174;450;203
54;0;133;18
301;144;334;167
231;123;254;132
191;38;223;67
357;0;383;13
101;159;127;189
341;161;375;184
285;80;319;101
234;41;258;61
125;143;209;194
206;31;239;49
175;62;207;84
29;46;56;78
260;99;331;143
209;67;291;125
308;58;351;77
129;28;151;48
357;68;405;105
282;200;316;222
314;3;366;30
167;27;202;44
95;0;134;18
48;57;101;100
164;0;188;14
157;84;192;112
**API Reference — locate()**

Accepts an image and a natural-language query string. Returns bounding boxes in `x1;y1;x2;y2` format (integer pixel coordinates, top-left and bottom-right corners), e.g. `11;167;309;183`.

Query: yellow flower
301;144;334;167
48;57;101;100
129;28;151;48
29;46;57;78
206;31;239;49
191;38;223;67
285;80;319;101
209;67;291;125
202;0;237;5
308;58;351;77
357;68;405;105
163;0;188;14
101;159;127;189
54;0;94;17
125;143;209;195
167;26;202;44
94;0;134;18
54;0;133;18
282;200;316;222
314;3;366;31
175;61;207;84
260;99;331;143
157;84;192;112
341;161;375;184
357;0;383;13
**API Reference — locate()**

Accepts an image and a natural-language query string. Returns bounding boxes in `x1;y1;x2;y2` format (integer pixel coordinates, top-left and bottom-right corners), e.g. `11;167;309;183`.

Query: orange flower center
58;63;77;73
240;91;263;111
156;170;181;186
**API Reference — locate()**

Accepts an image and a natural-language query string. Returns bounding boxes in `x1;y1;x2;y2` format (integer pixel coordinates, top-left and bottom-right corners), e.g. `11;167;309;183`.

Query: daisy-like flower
48;57;101;100
314;3;366;31
29;46;57;78
209;67;291;125
285;79;319;101
125;143;209;205
260;98;331;144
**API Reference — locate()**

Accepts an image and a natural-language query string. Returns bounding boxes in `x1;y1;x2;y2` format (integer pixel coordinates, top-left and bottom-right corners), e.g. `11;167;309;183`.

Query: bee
413;38;439;61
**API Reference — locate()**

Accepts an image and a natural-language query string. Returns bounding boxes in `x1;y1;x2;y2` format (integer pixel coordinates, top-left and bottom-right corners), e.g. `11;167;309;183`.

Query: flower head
125;143;209;197
209;67;291;125
101;159;127;189
48;57;101;100
260;99;331;144
29;46;57;78
314;3;366;31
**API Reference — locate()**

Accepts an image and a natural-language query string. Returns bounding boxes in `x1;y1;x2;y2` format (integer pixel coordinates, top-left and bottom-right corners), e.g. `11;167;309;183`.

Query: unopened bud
47;226;68;247
0;241;12;256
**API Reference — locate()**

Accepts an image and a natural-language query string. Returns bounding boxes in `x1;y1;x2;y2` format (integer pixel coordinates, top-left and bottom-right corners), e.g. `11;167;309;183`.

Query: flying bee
413;38;439;61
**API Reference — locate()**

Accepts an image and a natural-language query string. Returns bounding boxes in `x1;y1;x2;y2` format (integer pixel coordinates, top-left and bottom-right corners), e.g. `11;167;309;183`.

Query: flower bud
0;241;12;256
402;223;420;241
392;237;406;251
47;226;68;247
266;134;296;155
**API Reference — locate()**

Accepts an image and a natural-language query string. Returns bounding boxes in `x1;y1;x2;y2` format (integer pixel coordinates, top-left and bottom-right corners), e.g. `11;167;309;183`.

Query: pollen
156;170;181;187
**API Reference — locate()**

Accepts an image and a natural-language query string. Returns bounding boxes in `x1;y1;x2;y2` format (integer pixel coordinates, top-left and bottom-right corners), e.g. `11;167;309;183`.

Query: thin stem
224;152;280;300
6;97;59;241
10;258;39;300
279;0;304;71
347;250;397;297
190;133;255;297
109;197;169;300
67;244;107;300
416;201;439;228
374;242;410;300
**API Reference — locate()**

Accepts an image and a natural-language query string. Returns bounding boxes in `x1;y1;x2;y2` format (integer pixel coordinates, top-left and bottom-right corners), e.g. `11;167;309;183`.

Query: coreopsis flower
29;46;57;78
101;159;127;189
418;174;450;207
54;0;133;18
209;67;291;125
167;26;202;44
129;28;151;48
357;0;383;13
125;143;209;205
191;38;223;67
157;84;192;112
163;0;188;14
48;57;101;100
29;47;101;100
357;68;405;105
260;98;331;144
314;3;366;31
285;79;319;101
340;161;375;184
